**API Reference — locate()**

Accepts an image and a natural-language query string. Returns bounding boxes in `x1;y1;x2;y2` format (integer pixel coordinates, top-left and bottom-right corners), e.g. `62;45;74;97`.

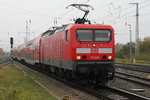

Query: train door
39;39;43;64
33;44;40;63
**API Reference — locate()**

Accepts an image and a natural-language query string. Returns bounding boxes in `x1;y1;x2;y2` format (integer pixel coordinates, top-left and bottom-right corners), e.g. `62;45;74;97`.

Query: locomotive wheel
65;70;73;81
79;79;88;85
108;72;115;80
58;68;64;78
42;65;47;71
101;77;108;85
54;67;59;76
100;70;108;85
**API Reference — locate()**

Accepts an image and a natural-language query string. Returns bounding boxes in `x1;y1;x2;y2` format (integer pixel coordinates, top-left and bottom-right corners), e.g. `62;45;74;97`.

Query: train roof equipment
66;4;94;24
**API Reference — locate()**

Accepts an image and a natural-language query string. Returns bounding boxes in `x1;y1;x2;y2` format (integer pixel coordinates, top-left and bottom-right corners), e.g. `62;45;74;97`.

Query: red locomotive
11;4;115;84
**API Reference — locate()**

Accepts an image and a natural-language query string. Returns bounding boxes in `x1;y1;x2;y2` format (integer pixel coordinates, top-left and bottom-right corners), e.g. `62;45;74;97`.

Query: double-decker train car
20;35;41;65
12;4;115;84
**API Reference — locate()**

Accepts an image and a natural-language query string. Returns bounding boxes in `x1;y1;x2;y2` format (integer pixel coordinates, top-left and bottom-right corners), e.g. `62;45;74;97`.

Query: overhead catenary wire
0;0;77;19
0;0;75;38
0;1;55;18
58;8;75;18
105;0;150;24
109;2;121;18
47;0;71;15
0;0;149;24
58;0;90;19
29;0;74;32
106;0;150;42
93;0;149;25
94;0;137;20
59;0;122;22
96;0;122;10
0;0;150;46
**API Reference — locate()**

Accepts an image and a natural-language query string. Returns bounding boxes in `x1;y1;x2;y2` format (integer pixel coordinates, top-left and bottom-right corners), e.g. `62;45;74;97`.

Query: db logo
91;48;98;53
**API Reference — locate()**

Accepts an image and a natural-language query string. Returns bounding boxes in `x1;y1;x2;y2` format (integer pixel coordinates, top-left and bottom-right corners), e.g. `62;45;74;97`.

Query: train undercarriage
14;58;115;85
74;63;115;84
33;60;115;85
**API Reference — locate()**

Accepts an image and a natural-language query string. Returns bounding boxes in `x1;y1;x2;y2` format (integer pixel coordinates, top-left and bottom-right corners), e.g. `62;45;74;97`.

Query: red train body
12;24;115;84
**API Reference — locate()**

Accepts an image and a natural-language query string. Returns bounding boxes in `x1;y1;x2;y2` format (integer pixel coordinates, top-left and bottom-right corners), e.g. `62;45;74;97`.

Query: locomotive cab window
66;30;69;42
77;30;92;42
76;29;111;42
95;30;110;41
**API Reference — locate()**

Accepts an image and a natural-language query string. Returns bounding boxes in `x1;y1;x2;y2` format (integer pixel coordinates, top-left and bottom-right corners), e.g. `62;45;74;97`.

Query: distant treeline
0;48;4;55
116;37;150;60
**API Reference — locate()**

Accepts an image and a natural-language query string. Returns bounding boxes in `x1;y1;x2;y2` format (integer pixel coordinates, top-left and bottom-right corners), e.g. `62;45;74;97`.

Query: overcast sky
0;0;150;51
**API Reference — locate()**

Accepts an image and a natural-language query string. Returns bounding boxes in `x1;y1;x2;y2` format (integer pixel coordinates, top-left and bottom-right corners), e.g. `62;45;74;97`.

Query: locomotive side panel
61;30;74;70
49;33;61;67
41;36;50;65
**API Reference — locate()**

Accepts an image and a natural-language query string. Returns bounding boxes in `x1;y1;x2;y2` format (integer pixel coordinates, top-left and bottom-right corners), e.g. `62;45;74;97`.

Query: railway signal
10;37;14;63
10;37;13;49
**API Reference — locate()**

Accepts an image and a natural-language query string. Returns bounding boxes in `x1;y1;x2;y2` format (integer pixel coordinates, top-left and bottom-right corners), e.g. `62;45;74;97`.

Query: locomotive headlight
108;56;112;60
76;56;81;60
93;44;96;47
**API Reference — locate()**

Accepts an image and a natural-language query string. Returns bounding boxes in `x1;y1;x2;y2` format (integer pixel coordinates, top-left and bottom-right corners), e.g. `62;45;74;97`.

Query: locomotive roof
41;24;113;36
65;24;113;29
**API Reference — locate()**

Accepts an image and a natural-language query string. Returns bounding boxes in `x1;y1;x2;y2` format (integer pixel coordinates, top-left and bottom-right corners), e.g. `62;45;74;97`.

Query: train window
76;29;111;42
77;30;93;42
54;27;64;34
66;30;69;42
49;30;55;35
43;32;49;37
27;39;35;46
95;30;111;42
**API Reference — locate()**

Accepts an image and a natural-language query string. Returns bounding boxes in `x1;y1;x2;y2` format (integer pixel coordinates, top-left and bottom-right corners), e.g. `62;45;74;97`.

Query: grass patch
0;64;56;100
133;54;150;61
115;58;150;66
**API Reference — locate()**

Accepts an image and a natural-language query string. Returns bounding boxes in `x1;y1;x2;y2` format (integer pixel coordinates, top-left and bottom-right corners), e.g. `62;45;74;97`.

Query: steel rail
115;72;150;87
98;84;150;100
115;63;150;73
14;61;150;100
116;71;150;82
0;58;11;64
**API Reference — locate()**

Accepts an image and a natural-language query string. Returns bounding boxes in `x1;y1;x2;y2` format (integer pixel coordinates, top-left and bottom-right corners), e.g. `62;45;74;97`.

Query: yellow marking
121;59;126;64
147;75;150;79
62;95;69;100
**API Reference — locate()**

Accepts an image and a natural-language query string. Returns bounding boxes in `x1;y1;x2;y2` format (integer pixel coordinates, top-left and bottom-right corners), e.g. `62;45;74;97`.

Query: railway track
0;58;11;64
115;63;150;73
14;61;150;100
115;71;150;87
